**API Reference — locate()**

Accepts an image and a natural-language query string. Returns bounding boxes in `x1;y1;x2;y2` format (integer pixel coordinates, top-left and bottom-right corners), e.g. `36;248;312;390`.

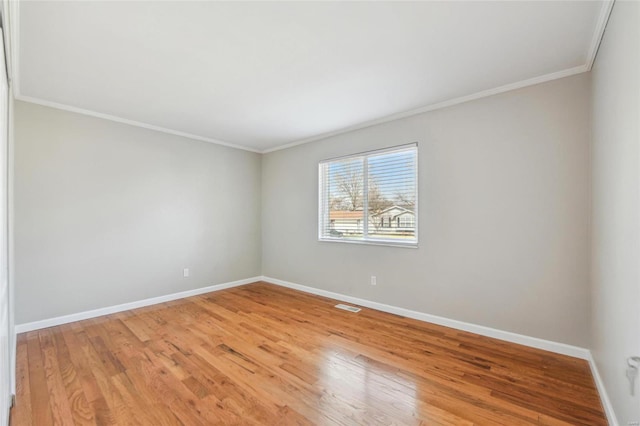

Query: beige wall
15;73;594;348
14;101;262;324
262;73;592;347
590;1;640;423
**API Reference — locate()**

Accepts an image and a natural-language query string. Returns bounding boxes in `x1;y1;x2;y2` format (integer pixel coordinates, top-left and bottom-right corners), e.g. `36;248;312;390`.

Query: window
399;216;415;228
319;143;417;246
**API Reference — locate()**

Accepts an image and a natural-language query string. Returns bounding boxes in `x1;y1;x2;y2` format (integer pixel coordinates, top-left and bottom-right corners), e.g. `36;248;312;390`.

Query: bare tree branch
368;178;392;231
336;164;363;211
394;192;415;210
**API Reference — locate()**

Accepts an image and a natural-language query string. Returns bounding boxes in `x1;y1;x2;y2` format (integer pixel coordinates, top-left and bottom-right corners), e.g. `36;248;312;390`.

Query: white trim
580;5;618;425
586;0;615;71
6;88;14;396
13;275;616;422
15;65;588;156
587;352;619;426
318;143;418;247
14;276;261;333
261;276;590;360
318;238;418;249
6;0;20;95
262;65;588;154
9;0;613;156
263;276;621;419
318;142;417;165
7;0;254;155
14;95;262;153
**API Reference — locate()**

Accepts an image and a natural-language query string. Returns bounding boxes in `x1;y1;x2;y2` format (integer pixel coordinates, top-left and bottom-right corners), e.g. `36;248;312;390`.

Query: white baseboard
14;276;261;333
262;276;624;422
14;275;616;423
260;276;590;360
262;276;623;422
587;352;619;426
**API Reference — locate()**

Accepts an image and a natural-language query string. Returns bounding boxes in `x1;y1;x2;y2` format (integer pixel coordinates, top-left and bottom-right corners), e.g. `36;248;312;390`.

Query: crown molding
17;63;589;156
4;0;20;92
15;94;262;153
9;0;261;154
255;1;616;154
262;64;588;154
586;0;615;71
9;0;614;155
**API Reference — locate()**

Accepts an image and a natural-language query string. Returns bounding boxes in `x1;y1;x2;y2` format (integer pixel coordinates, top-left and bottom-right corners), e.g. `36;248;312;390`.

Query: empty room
0;0;637;424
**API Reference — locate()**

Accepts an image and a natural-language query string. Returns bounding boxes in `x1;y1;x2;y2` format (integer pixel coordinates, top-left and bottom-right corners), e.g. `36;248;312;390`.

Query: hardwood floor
10;282;606;425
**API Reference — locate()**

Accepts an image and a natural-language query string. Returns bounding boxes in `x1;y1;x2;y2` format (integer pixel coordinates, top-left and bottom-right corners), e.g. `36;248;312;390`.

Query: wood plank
10;282;607;425
12;335;32;426
25;332;54;426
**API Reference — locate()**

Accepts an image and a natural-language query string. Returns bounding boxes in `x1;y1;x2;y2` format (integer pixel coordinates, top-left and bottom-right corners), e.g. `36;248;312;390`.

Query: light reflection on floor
316;346;420;425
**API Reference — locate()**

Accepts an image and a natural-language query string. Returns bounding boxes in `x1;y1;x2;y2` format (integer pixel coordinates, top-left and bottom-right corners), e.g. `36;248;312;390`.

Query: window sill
318;237;418;249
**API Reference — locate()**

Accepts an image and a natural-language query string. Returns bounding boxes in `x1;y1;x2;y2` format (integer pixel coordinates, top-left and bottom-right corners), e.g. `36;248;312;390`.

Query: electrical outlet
371;276;377;286
183;268;189;278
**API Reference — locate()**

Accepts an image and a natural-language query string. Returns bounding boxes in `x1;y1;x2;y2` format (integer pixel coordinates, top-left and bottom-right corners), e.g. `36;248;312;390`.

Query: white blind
319;144;417;246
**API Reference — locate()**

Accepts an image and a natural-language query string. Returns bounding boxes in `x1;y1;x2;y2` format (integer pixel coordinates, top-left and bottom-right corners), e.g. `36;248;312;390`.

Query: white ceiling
15;1;607;153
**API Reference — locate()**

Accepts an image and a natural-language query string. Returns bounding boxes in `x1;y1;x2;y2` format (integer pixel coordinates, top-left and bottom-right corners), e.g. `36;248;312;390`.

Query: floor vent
335;304;361;313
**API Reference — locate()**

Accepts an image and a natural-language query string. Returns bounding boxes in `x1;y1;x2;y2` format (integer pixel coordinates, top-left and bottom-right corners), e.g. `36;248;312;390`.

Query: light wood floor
11;282;606;425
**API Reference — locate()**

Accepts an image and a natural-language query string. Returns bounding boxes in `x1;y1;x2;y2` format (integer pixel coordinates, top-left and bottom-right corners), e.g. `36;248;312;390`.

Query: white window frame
318;143;418;248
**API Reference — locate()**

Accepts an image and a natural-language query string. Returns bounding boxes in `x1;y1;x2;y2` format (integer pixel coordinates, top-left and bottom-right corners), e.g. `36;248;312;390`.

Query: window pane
367;149;416;241
321;157;365;239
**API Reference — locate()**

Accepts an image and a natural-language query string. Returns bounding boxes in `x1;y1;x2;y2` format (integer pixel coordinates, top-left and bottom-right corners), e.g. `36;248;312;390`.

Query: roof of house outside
330;206;415;220
376;205;414;216
329;210;364;220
